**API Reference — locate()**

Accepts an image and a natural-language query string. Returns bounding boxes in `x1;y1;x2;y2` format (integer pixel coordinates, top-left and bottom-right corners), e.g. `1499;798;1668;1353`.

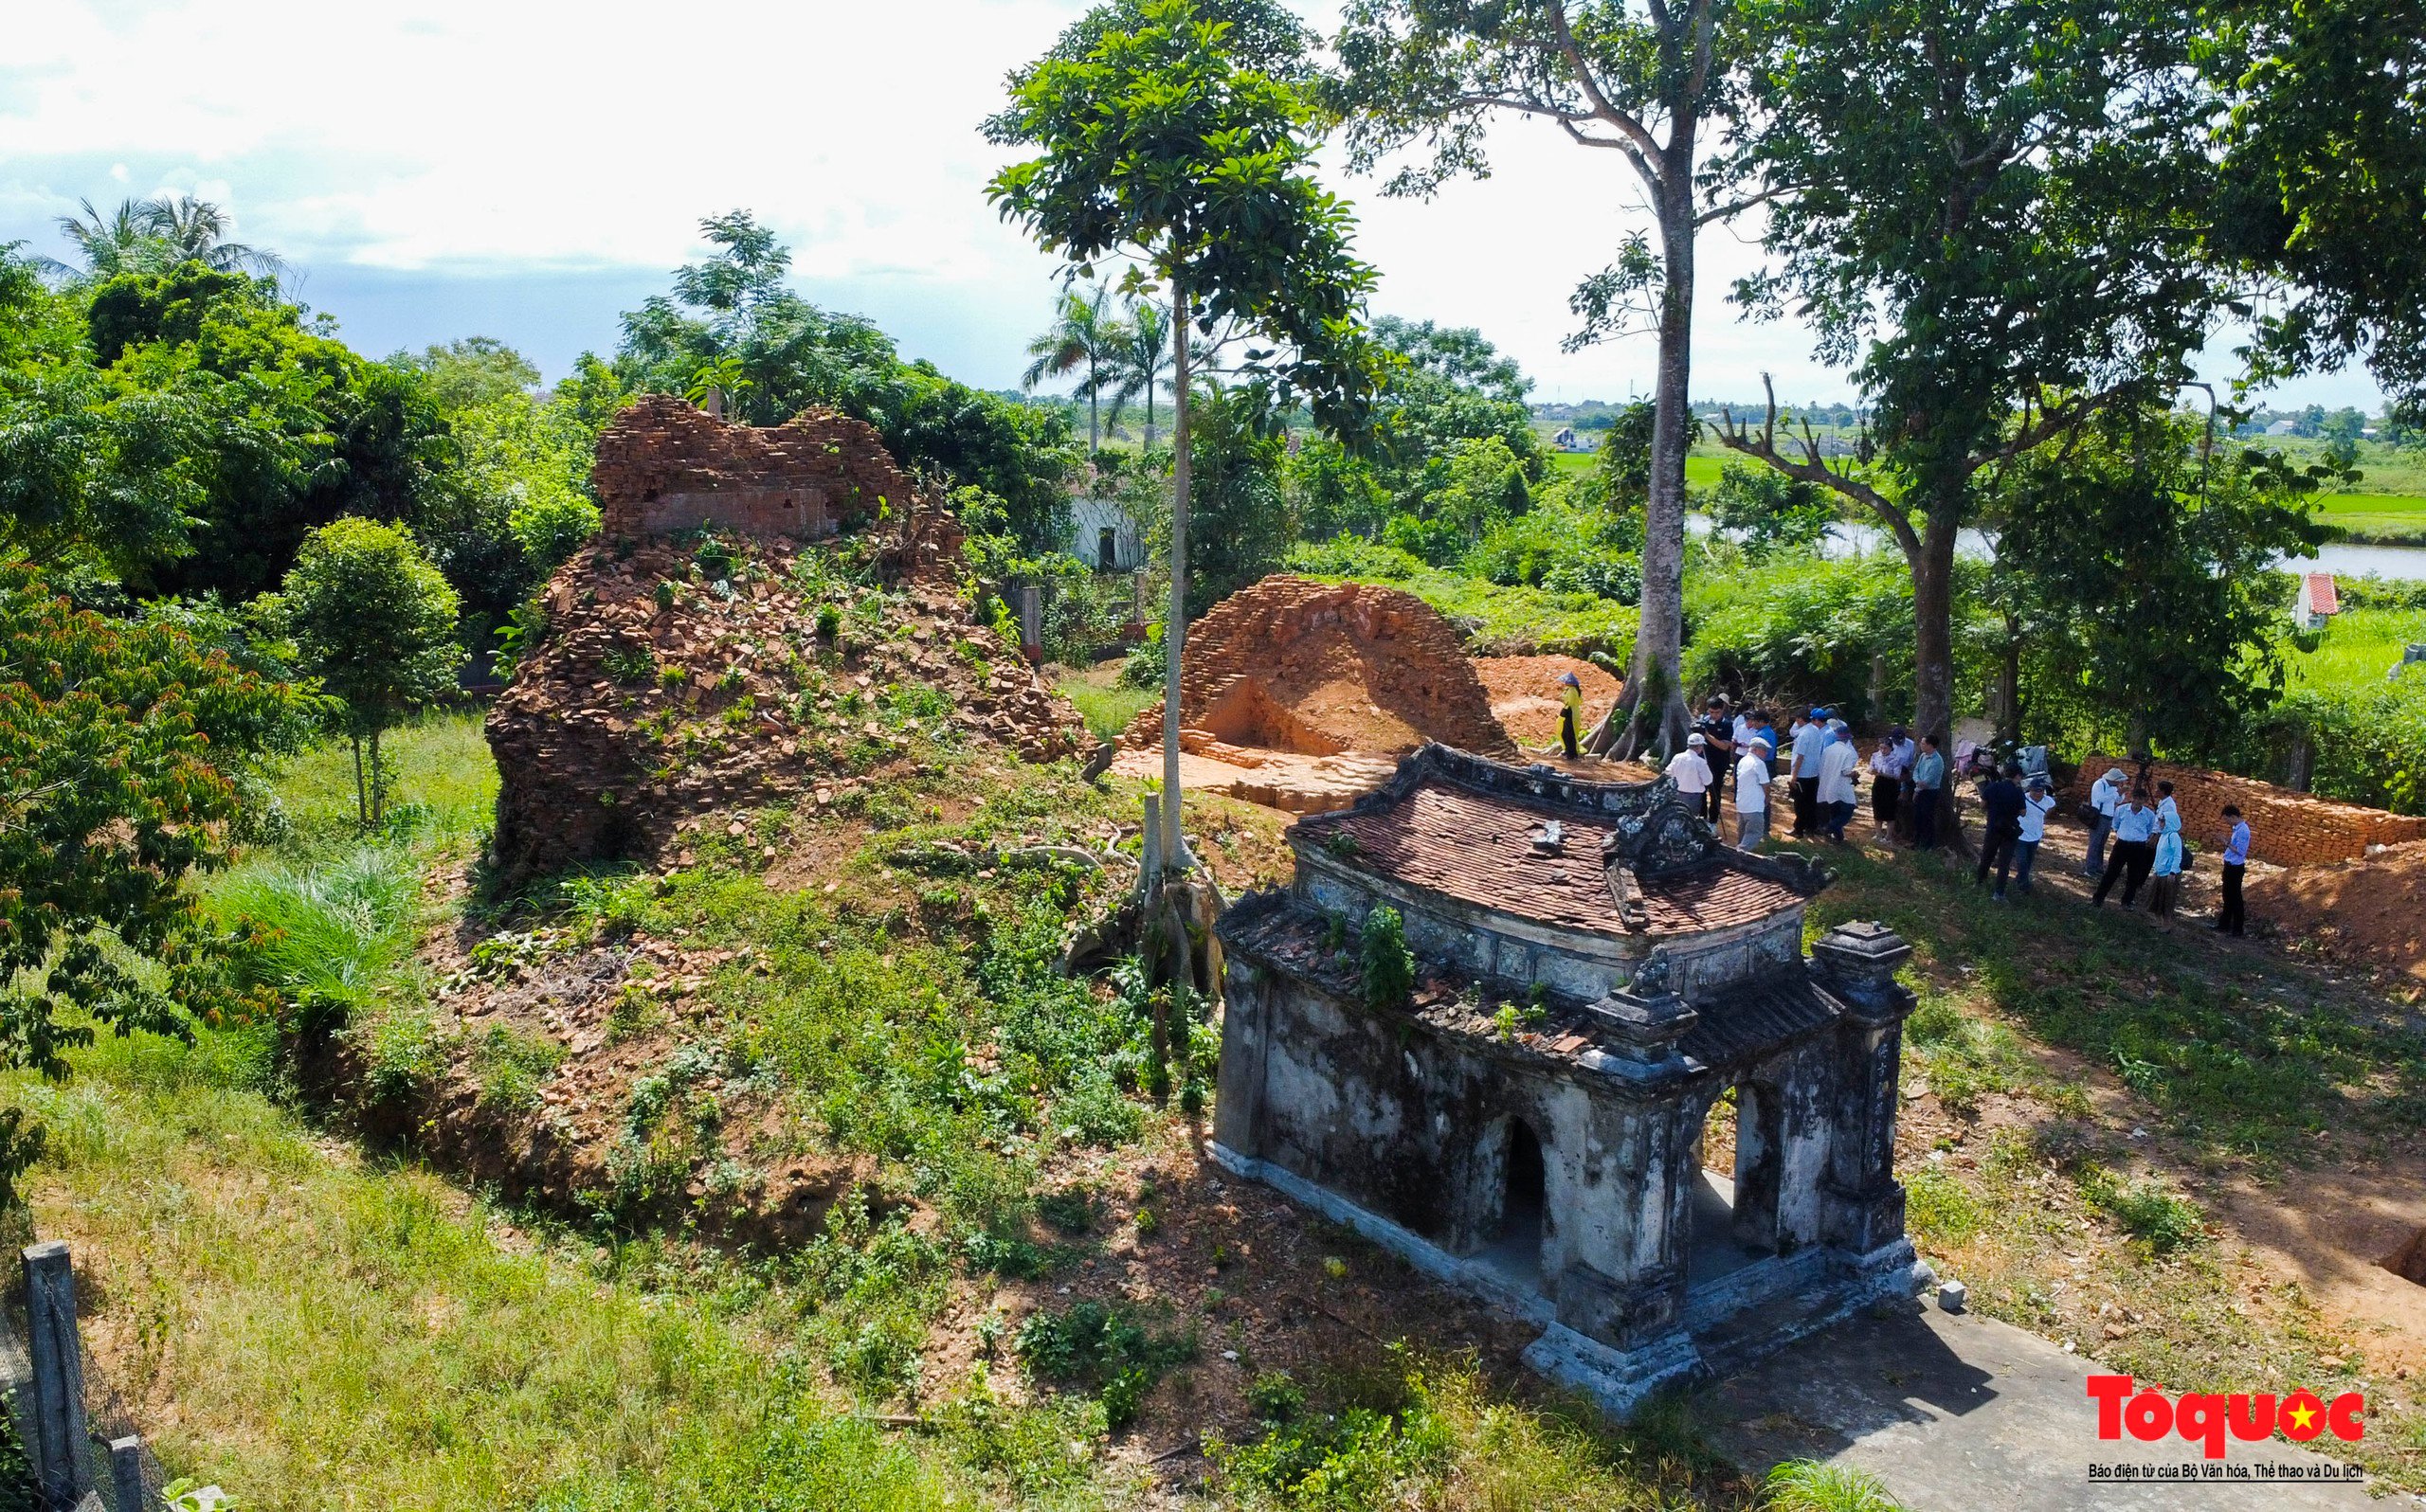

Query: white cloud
0;0;2386;406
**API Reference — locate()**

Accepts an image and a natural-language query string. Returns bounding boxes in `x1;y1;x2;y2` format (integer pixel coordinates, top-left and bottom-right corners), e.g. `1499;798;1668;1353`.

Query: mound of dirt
2247;838;2426;981
1118;575;1515;760
487;529;1089;886
1472;654;1621;752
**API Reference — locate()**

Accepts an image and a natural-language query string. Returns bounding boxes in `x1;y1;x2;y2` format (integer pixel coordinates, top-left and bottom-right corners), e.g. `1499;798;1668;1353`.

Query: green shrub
1014;1300;1193;1428
1359;908;1417;1011
473;1024;565;1113
2077;1165;2206;1253
1902;1166;1984;1249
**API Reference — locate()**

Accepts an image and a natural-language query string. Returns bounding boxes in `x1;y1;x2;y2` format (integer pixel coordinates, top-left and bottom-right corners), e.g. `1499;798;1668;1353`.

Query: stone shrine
1212;744;1932;1413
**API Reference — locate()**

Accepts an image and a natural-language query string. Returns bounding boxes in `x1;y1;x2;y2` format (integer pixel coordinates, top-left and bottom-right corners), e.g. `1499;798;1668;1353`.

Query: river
1763;521;2426;581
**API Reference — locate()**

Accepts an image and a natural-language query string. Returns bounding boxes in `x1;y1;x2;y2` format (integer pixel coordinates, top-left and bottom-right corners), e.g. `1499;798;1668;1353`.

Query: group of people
1557;677;2255;937
1643;697;1952;855
2069;765;2253;934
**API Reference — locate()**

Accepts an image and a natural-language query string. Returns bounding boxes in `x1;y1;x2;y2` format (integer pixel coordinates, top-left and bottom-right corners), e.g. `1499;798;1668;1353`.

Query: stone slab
1696;1302;2414;1510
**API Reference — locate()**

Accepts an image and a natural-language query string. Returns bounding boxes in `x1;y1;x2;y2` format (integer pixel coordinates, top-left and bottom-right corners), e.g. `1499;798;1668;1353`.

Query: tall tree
1326;0;1753;759
274;520;464;827
1986;403;2334;756
2208;0;2426;421
1716;0;2219;821
1107;295;1175;448
990;0;1381;871
1021;283;1127;452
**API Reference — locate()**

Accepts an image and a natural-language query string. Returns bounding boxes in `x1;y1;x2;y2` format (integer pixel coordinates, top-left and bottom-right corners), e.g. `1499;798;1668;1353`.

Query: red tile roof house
2295;571;2341;630
1213;744;1933;1414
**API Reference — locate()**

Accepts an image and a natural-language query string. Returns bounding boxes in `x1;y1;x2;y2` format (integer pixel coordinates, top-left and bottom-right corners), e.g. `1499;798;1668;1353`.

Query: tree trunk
1160;277;1191;871
1996;613;2022;747
1088;355;1100;455
1588;183;1696;762
1909;510;1968;855
368;725;386;827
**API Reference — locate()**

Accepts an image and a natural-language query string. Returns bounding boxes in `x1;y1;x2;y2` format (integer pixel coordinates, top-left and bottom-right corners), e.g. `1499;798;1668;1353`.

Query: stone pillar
1561;963;1701;1348
1811;922;1918;1256
1131;569;1151;635
23;1240;92;1506
1210;955;1271;1161
111;1436;148;1512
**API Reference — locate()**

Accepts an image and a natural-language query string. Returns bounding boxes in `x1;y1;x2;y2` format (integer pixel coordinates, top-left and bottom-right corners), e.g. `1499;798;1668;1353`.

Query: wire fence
0;1210;175;1512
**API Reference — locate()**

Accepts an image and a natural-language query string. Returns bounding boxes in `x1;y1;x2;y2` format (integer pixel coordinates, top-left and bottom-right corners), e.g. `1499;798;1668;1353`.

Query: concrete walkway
1696;1302;2417;1511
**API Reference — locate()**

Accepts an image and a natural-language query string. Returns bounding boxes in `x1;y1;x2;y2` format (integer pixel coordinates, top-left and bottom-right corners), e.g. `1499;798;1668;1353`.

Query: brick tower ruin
592;393;914;542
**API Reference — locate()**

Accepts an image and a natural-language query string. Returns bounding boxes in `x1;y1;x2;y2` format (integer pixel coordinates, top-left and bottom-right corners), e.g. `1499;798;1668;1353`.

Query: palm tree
43;193;282;282
48;197;161;279
1105;297;1175;450
1020;283;1125;452
149;194;285;279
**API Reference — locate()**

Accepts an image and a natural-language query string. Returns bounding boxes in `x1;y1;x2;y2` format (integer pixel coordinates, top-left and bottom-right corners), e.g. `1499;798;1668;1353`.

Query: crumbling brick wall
2063;754;2426;868
593;394;914;541
1121;575;1516;759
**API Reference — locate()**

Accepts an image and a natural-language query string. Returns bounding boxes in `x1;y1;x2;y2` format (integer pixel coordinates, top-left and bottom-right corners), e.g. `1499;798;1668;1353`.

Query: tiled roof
1679;977;1842;1069
2304;572;2340;615
1310;779;1802;937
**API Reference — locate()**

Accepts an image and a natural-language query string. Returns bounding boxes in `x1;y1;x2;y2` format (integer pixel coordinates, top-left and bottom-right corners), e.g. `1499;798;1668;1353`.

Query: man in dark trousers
1973;764;2026;899
1694;696;1735;826
2092;785;2161;908
2216;804;2251;936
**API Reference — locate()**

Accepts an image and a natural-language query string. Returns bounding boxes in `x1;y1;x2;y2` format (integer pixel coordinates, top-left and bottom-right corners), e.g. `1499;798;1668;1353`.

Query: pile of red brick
1119;575;1516;760
593;394;915;542
2061;754;2426;868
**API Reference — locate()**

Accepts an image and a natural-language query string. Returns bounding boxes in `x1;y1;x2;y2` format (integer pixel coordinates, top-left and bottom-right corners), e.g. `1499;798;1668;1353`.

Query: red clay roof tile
1313;781;1801;937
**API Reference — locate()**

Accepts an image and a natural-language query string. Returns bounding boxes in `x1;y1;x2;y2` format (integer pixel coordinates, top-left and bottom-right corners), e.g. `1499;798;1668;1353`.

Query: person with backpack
2092;786;2161;908
1974;764;2026;899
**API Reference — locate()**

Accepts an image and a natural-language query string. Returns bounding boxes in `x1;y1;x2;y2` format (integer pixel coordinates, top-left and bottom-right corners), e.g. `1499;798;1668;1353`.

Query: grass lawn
1051;661;1158;742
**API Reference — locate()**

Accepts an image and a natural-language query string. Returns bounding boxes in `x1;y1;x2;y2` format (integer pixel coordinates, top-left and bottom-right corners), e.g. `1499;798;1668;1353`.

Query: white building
1069;496;1149;572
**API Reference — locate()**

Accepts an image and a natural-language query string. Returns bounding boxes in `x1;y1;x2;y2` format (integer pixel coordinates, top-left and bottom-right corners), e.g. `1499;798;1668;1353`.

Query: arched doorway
1477;1117;1548;1290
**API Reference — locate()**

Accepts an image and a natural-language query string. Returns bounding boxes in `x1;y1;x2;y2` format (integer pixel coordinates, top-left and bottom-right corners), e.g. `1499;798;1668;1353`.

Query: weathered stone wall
593;394;914;541
1120;576;1517;759
2063;754;2426;868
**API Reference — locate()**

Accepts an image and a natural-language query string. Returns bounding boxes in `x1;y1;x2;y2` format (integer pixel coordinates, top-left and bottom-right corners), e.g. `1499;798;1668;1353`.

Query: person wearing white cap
2084;765;2127;877
1734;734;1771;849
1666;732;1713;805
1557;671;1584;758
1818;718;1861;842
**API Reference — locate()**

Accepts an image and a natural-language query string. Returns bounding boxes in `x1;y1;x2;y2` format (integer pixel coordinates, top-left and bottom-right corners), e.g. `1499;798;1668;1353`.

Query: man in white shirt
2083;765;2127;877
2014;776;2056;893
1789;710;1829;837
1666;733;1713;806
1817;718;1861;842
2092;786;2161;907
1734;742;1771;849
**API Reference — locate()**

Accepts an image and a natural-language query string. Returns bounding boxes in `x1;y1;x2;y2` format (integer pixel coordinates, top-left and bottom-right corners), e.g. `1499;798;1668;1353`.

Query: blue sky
0;0;2388;412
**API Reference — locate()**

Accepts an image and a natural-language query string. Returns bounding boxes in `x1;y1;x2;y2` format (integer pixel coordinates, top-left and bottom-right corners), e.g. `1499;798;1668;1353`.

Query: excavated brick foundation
2062;754;2426;868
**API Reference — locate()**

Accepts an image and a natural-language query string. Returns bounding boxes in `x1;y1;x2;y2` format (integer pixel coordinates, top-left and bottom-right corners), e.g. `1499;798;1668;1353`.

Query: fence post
1018;585;1042;664
1132;569;1150;630
110;1436;147;1512
22;1240;93;1505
